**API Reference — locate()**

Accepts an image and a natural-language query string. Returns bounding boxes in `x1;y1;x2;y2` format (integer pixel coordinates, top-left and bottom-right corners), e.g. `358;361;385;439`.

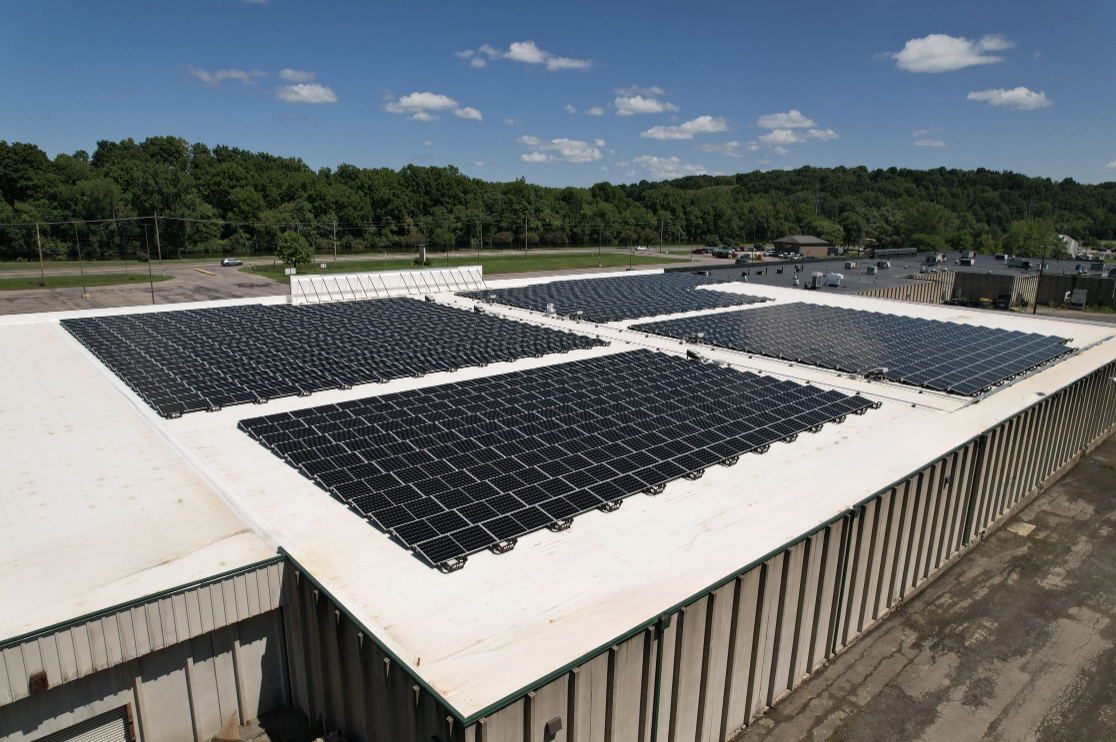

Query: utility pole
524;214;528;258
74;222;88;298
35;223;46;287
815;189;820;216
333;220;338;266
659;217;664;253
143;226;155;304
598;222;602;267
152;212;163;262
1033;243;1047;315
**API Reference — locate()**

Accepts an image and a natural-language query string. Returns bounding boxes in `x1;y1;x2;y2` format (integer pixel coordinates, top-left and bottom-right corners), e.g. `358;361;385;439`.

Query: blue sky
1;0;1113;186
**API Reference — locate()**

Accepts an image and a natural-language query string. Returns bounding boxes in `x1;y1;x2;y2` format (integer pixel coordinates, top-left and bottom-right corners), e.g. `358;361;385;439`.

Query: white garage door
39;708;128;742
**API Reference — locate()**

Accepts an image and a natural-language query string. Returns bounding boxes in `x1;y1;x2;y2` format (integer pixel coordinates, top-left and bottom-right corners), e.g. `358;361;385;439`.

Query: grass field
0;273;175;291
243;251;677;282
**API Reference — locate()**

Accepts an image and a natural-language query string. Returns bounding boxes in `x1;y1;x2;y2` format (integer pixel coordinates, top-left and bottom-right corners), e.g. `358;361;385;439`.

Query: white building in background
1060;234;1081;257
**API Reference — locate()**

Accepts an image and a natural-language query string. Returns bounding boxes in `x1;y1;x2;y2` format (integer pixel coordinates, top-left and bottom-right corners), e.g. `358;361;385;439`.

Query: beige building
772;235;832;258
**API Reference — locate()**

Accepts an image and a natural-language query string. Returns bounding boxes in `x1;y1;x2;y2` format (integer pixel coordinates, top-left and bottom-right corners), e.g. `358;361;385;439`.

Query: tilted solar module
239;350;877;572
62;298;604;417
633;302;1072;395
459;272;770;323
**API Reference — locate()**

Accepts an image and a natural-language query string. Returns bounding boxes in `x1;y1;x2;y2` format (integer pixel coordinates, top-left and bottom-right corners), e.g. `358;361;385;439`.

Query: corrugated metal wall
857;278;948;304
462;358;1116;742
1;562;290;742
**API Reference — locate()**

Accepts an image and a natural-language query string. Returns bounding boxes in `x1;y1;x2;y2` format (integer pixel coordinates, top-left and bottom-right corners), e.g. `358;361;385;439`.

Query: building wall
1037;275;1116;309
0;563;290;742
858;279;948;304
460;358;1116;742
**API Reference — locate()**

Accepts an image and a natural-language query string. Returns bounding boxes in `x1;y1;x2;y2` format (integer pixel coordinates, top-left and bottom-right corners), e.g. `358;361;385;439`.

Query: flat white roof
3;273;1114;719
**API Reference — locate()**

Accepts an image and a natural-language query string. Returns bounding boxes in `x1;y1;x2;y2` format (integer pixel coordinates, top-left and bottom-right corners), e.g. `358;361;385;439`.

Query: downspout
649;613;672;742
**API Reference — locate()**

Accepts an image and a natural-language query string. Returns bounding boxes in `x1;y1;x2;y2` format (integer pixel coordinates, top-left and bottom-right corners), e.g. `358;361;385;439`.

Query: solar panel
632;302;1072;396
239;350;876;572
61;298;604;418
459;272;770;323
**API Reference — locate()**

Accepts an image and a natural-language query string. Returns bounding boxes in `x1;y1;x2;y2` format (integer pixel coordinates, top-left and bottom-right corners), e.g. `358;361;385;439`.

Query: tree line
1;135;1113;262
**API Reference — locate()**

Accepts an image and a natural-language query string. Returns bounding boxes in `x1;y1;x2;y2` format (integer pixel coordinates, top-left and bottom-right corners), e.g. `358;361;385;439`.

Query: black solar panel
239;350;876;572
459;272;770;323
632;302;1072;396
61;299;604;417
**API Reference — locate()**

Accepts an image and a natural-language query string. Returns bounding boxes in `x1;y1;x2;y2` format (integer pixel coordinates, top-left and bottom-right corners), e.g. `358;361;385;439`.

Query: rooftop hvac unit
810;272;828;289
845;261;857;269
867;265;878;275
877;260;891;269
827;273;844;287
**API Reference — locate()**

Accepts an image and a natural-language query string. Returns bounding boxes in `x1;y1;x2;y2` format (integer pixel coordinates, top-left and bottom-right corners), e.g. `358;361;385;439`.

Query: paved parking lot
738;435;1116;742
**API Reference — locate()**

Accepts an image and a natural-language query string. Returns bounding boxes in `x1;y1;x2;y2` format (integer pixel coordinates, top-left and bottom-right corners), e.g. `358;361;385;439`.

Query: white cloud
808;128;839;141
1105;161;1116;171
756;110;816;129
772;146;789;155
242;0;268;4
615;85;666;97
633;155;708;180
188;66;266;86
421;140;433;146
967;86;1052;109
504;117;522;125
585;106;604;116
455;50;475;58
614;95;679;116
600;166;609;172
640;115;729;140
279;68;315;83
695;141;762;157
758;128;804;145
474;161;485;166
915;139;948;147
275;83;338;104
912;129;930;136
626;171;636;177
889;34;1014;73
565;104;577;114
470;41;592;71
384;91;481;121
517;135;603;163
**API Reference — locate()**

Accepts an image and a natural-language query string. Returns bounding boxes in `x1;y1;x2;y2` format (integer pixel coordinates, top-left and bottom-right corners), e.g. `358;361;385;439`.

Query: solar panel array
239;350;875;571
633;302;1072;395
62;299;604;418
459;272;770;323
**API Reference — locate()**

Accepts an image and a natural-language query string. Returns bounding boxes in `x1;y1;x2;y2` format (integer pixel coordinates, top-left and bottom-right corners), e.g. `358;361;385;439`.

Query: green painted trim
0;555;285;650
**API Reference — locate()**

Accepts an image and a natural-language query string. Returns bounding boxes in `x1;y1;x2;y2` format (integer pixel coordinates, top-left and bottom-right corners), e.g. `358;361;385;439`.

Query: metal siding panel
721;571;759;735
86;620;109;673
813;522;844;670
101;614;124;667
197;585;217;635
697;582;734;742
839;509;868;647
244;570;263;618
0;649;12;705
36;634;64;688
752;554;783;716
668;599;707;742
771;542;805;695
900;472;928;595
56;627;81;683
914;463;942;584
793;533;823;683
886;481;913;610
143;601;163;652
873;489;902;621
171;593;190;644
233;575;252;623
116;610;138;663
858;495;888;629
221;578;239;626
71;621;95;677
159;597;179;649
525;673;569;742
185;588;204;638
608;636;643;742
4;646;28;701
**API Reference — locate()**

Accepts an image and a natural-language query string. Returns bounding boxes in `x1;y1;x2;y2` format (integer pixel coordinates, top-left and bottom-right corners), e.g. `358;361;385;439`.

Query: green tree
910;233;946;251
493;231;514;247
838;212;867;246
946;231;973;251
808;219;844;247
1002;219;1060;257
976;233;1000;255
275;230;313;266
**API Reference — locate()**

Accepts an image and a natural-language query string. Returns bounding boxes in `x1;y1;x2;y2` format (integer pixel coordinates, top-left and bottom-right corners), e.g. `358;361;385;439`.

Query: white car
220;258;243;267
635;246;648;252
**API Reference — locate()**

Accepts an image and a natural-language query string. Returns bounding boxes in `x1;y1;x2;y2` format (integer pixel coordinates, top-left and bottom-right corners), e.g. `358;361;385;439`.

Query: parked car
691;248;708;255
635;246;648;252
221;258;243;267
